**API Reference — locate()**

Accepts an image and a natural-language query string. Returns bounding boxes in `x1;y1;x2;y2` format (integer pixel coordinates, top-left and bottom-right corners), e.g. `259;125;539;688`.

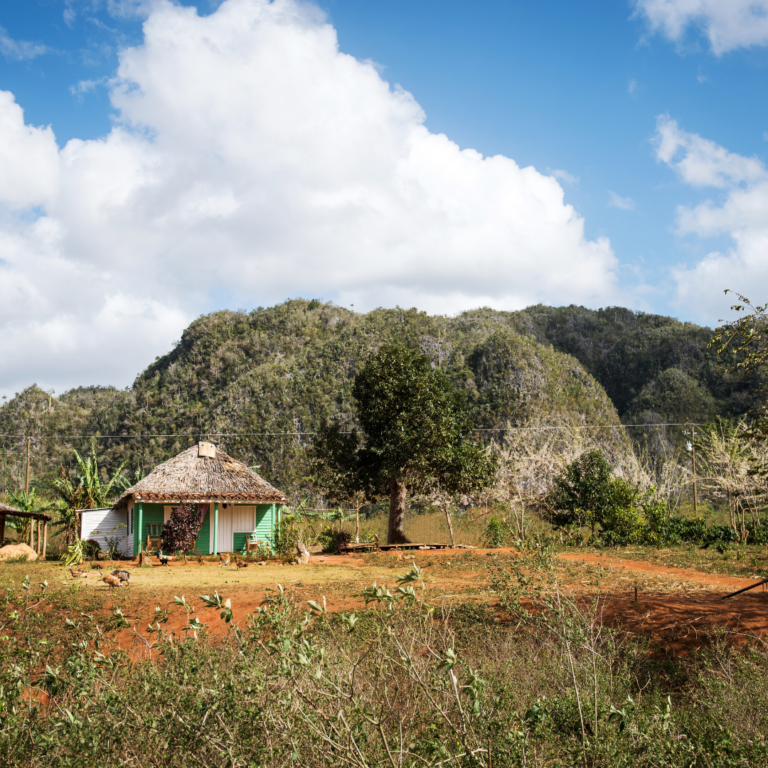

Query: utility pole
25;437;30;495
687;425;698;515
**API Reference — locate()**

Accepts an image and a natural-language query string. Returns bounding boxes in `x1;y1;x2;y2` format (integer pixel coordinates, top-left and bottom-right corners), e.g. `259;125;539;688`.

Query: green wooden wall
136;502;277;555
232;532;249;553
256;504;277;547
142;504;164;529
195;508;210;555
232;505;277;553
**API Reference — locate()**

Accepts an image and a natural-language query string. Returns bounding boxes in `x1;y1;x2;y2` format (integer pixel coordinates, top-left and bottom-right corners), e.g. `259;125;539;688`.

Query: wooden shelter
112;441;288;556
0;503;52;558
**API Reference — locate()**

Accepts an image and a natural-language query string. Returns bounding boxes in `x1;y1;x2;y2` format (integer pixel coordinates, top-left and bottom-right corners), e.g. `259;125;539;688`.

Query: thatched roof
0;503;52;522
113;442;287;511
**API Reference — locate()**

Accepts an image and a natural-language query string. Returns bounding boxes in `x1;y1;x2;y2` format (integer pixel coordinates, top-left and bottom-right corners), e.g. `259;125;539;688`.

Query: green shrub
273;514;300;557
545;450;615;534
483;516;507;548
316;525;350;553
600;478;644;545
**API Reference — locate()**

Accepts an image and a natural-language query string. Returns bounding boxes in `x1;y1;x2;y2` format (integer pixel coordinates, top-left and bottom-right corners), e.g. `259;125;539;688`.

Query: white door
217;507;235;553
214;505;255;552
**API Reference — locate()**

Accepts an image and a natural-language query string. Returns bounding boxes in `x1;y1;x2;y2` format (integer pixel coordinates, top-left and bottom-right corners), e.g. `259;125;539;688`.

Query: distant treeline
0;301;757;496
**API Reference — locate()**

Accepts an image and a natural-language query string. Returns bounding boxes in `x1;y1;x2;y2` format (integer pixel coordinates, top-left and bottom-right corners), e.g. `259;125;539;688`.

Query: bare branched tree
697;418;767;541
489;422;645;538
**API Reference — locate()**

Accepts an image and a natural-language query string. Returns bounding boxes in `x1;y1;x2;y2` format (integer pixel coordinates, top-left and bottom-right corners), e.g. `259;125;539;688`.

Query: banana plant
53;441;130;511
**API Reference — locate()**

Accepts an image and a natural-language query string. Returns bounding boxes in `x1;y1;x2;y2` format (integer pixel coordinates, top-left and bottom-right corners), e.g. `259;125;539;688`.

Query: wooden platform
340;542;452;553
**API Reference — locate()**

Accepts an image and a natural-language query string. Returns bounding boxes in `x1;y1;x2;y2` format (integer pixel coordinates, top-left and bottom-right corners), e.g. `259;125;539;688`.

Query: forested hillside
0;300;751;497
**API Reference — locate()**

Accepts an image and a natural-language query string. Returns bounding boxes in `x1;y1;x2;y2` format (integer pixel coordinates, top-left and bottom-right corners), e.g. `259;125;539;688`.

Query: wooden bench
246;534;266;553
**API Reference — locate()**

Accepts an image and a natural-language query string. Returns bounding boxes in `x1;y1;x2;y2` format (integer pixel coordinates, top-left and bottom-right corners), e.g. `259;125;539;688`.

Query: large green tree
314;344;496;544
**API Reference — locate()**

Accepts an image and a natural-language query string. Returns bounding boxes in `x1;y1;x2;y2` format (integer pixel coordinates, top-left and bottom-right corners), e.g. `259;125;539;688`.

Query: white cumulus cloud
653;115;768;321
0;0;621;397
634;0;768;54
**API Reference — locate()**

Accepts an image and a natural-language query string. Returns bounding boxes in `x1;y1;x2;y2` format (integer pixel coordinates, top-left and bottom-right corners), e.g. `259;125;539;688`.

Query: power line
0;423;702;440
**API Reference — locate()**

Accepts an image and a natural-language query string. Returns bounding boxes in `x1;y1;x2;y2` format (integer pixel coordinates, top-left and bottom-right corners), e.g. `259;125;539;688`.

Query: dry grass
345;509;551;546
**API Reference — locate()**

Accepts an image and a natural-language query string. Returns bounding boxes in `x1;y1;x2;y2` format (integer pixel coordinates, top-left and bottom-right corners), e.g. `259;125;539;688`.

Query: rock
0;543;38;562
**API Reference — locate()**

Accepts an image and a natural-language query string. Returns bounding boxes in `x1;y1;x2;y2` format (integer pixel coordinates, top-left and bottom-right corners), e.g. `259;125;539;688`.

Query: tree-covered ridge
1;299;749;496
510;304;759;422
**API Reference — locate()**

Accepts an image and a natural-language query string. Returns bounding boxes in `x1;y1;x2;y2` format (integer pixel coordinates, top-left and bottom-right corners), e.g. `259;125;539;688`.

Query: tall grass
342;508;552;547
3;557;768;766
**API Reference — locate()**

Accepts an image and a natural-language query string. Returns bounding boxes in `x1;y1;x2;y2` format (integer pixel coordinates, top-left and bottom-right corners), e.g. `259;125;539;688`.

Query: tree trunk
388;478;409;544
442;502;456;547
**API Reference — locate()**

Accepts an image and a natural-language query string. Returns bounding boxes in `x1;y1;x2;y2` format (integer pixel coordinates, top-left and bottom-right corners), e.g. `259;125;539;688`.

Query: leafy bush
161;504;201;554
273;514;300;557
701;525;738;550
746;519;768;544
316;525;350;553
545;450;616;534
600;478;644;545
483;516;508;548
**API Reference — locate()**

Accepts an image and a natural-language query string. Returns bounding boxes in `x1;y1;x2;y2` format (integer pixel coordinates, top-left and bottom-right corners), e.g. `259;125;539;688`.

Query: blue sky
1;0;768;396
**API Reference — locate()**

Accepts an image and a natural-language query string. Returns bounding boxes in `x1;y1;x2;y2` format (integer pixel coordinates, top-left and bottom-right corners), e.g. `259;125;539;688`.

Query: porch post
136;503;144;555
29;518;35;551
0;513;5;545
36;520;41;554
42;522;48;560
213;502;219;555
275;504;281;552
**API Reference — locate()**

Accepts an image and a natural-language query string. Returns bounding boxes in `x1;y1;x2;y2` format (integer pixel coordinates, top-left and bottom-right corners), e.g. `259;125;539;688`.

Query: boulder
0;543;38;562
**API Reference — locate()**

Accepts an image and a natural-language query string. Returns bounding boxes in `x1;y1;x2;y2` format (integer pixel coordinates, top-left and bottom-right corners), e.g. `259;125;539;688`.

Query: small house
111;441;288;556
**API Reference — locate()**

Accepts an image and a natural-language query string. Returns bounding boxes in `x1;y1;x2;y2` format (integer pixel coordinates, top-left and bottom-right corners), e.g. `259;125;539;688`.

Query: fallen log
721;577;768;600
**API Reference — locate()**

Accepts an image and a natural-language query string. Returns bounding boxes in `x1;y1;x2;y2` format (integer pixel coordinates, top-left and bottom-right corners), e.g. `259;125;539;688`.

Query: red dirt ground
93;548;768;659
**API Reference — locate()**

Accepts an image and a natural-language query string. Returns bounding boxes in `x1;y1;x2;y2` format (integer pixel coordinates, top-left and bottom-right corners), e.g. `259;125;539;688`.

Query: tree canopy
314;344;497;543
711;292;768;445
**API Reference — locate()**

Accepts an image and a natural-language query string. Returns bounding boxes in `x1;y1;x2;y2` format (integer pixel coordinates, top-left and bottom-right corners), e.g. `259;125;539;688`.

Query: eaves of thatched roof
112;442;287;511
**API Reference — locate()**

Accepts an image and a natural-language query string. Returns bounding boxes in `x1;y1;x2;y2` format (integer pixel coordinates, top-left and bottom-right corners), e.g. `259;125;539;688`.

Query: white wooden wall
80;508;131;555
126;501;134;556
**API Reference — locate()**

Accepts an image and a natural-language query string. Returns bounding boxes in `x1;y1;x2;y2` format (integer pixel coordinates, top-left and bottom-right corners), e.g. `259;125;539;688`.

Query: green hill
0;300;751;496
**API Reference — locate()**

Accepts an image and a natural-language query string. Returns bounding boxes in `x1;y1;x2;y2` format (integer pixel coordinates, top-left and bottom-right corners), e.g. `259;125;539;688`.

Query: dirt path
557;551;760;591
